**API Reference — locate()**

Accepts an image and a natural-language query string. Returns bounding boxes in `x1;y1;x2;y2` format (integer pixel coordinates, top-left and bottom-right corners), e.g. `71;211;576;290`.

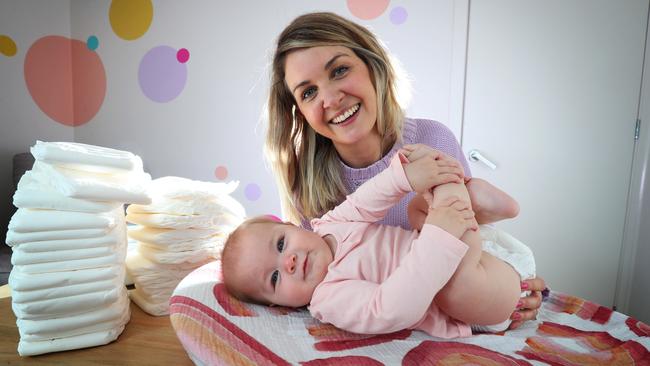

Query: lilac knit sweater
338;118;471;230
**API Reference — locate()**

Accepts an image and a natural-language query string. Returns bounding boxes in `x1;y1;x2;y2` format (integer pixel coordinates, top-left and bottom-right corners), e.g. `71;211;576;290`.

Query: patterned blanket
169;260;650;365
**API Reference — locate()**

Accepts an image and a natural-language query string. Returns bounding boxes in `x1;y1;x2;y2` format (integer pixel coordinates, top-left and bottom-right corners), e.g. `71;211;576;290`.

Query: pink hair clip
265;214;282;222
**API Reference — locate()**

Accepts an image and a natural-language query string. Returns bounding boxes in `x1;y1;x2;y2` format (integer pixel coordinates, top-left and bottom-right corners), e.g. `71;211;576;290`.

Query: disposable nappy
30;140;143;173
127;225;223;245
125;211;242;230
471;225;536;333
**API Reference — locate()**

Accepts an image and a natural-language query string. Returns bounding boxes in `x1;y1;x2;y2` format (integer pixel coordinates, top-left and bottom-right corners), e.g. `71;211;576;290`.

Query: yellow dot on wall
109;0;153;41
0;35;18;57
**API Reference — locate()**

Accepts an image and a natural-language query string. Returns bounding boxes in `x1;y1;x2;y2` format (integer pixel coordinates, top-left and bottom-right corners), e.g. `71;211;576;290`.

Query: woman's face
284;46;378;151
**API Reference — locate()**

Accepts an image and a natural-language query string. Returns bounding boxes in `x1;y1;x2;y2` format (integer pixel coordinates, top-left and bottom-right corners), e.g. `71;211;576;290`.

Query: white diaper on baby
471;225;536;334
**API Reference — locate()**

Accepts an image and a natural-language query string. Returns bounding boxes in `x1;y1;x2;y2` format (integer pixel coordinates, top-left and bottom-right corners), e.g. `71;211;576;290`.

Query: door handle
468;150;497;170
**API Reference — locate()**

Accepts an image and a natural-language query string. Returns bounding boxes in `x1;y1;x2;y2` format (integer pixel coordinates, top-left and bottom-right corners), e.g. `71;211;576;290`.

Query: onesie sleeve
309;224;468;334
313;153;412;227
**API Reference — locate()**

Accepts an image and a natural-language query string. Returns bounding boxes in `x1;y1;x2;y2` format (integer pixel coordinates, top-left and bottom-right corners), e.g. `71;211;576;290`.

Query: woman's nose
321;86;343;109
284;253;297;274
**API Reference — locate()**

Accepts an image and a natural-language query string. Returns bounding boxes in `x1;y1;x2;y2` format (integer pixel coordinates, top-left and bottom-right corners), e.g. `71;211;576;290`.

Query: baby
221;145;535;338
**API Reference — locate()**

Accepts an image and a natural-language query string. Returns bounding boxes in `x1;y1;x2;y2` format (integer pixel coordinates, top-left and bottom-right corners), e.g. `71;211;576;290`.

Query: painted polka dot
176;48;190;63
244;183;262;201
347;0;390;20
214;166;228;180
87;35;99;51
0;35;17;57
24;35;106;126
138;45;187;103
109;0;153;41
390;6;408;25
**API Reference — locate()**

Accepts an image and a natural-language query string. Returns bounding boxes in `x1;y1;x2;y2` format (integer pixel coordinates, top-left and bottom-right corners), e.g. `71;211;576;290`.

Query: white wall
0;1;74;230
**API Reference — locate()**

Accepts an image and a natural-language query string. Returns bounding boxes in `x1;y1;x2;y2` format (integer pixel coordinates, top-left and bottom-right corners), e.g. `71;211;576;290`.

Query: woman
264;11;543;328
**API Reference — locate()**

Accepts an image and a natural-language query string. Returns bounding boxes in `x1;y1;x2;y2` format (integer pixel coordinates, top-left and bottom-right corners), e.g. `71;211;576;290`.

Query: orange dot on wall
214;166;228;180
347;0;390;20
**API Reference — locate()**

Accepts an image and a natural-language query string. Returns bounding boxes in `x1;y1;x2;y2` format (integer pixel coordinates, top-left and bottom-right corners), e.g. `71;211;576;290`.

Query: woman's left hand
508;277;547;329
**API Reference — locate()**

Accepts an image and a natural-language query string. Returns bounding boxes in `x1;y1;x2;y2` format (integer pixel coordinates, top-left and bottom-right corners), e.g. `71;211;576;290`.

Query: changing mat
170;260;650;365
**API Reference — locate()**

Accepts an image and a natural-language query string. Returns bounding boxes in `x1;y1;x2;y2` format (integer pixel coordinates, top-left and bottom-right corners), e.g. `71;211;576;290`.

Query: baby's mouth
330;103;360;125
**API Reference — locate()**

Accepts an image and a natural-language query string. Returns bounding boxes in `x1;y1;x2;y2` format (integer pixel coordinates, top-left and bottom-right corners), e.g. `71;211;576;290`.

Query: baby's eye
271;270;279;288
277;237;285;252
333;65;349;78
301;86;316;100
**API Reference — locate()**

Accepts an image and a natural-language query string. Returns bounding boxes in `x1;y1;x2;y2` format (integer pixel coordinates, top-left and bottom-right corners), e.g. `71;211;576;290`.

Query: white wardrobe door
462;0;648;305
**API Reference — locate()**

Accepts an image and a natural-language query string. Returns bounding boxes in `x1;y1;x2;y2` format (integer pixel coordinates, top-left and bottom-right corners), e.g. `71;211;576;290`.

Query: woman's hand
400;144;464;194
508;277;547;329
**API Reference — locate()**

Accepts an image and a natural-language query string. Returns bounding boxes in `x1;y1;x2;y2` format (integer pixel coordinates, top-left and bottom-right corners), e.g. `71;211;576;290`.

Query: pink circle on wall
24;35;106;126
176;48;190;63
347;0;390;20
214;166;228;180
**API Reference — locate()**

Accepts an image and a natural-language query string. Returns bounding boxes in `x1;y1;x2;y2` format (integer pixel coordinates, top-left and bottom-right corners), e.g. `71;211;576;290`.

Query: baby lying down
220;146;535;338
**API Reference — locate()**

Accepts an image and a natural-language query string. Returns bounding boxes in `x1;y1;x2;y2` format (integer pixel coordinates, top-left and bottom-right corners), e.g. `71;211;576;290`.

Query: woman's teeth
331;104;360;124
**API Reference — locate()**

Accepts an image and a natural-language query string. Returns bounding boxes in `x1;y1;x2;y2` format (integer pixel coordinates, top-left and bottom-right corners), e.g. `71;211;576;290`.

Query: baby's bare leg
432;182;521;325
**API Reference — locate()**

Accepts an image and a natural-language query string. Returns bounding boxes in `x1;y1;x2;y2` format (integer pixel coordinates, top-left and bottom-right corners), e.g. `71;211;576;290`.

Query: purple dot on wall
138;45;187;103
244;183;262;201
214;165;228;180
176;48;189;63
390;6;408;25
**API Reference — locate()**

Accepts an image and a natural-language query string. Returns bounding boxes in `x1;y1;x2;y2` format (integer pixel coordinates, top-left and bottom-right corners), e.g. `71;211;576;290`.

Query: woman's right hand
400;144;465;194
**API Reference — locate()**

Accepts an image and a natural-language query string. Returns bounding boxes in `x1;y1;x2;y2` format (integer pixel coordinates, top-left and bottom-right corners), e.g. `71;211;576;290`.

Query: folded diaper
6;227;112;246
14;171;122;213
148;176;240;202
12;245;117;265
17;321;128;356
125;211;242;230
12;276;124;304
127;194;246;218
31;140;142;173
138;235;225;252
129;288;169;316
12;287;125;320
137;242;218;264
17;295;130;341
13;240;126;274
9;265;123;292
30;161;152;204
12;230;123;253
8;208;116;233
127;225;223;245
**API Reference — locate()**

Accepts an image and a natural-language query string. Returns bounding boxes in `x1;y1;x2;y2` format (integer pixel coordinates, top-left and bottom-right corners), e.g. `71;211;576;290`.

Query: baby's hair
221;215;284;304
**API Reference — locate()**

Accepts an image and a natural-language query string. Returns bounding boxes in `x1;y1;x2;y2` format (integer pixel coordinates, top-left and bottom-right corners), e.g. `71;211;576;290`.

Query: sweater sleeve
309;224;468;334
313;154;412;226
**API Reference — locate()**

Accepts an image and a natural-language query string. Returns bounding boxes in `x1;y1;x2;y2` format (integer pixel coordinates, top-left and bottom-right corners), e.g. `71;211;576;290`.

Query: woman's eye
333;66;349;78
271;270;279;287
301;87;316;100
277;237;285;252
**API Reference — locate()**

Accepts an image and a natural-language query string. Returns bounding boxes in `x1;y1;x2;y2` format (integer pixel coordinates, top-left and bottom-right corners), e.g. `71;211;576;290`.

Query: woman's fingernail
521;282;529;290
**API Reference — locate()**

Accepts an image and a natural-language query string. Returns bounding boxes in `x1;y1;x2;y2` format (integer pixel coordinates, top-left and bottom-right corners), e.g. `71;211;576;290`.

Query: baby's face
233;222;334;307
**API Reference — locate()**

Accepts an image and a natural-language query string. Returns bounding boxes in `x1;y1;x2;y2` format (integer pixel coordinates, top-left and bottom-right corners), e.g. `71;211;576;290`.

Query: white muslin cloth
127;226;223;245
9;265;123;292
17;294;130;341
6;227;112;247
30;140;142;173
8;208;117;233
30;161;151;204
470;225;536;333
12;287;126;320
14;171;122;213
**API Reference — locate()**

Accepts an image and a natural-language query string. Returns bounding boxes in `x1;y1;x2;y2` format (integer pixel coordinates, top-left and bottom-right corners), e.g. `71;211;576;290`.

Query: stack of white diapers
5;140;151;356
125;176;245;316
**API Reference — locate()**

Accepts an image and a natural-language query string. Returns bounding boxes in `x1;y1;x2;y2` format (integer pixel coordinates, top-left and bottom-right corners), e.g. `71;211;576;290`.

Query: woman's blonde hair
265;12;405;224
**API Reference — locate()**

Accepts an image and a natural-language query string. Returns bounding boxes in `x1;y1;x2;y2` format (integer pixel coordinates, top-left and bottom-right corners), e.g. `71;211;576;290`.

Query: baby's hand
401;145;464;194
425;196;478;238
